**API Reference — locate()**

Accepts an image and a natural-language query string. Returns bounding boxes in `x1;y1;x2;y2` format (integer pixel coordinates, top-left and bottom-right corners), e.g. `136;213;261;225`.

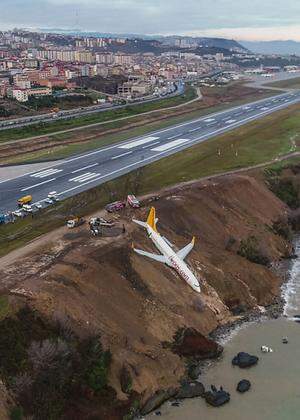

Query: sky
1;0;300;41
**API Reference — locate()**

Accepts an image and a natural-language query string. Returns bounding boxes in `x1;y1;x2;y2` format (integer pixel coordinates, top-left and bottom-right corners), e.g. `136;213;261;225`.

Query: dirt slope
0;174;291;408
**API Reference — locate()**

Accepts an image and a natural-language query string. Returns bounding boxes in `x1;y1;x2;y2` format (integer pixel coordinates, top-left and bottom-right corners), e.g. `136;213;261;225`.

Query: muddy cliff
0;173;294;418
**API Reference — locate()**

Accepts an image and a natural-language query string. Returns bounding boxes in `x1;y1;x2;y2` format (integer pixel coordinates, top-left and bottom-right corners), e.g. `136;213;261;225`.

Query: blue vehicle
0;214;6;224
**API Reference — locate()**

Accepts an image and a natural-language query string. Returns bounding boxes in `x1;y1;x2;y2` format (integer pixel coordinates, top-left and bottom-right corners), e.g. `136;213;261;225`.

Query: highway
1;90;300;214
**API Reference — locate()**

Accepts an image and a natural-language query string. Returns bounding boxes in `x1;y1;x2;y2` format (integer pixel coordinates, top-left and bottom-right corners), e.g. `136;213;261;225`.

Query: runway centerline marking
111;151;133;160
71;163;98;174
142;141;160;149
21;178;56;192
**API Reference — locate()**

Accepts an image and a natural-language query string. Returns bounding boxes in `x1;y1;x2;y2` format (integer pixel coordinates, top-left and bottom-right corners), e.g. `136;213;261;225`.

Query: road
0;86;201;147
0;83;182;131
1;90;300;214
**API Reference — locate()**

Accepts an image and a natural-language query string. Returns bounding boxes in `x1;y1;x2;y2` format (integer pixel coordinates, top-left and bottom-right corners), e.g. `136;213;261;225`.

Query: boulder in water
232;352;259;368
237;379;251;393
204;389;230;407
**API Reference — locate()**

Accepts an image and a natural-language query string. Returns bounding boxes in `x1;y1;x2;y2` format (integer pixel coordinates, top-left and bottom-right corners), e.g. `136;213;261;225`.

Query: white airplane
132;207;201;293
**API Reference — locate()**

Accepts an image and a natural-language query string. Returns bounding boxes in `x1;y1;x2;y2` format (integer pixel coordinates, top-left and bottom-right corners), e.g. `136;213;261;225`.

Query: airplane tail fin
146;207;158;232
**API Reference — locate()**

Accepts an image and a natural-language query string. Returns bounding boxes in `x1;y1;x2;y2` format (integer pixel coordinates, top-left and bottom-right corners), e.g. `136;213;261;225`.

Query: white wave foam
282;237;300;317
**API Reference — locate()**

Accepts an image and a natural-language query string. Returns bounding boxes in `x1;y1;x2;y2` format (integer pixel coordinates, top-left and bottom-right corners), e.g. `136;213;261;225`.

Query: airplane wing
176;237;195;260
132;218;147;228
133;247;167;263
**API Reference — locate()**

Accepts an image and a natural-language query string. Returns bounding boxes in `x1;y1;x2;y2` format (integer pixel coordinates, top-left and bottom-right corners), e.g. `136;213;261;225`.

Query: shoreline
141;235;299;417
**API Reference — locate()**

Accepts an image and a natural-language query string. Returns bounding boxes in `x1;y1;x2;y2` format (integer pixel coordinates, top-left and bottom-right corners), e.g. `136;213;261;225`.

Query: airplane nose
193;284;201;293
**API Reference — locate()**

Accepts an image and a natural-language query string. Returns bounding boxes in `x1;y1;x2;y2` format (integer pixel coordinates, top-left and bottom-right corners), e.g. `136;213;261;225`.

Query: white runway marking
142;141;160;149
71;163;98;174
119;136;159;149
189;127;200;132
30;168;62;178
21;178;56;192
203;118;215;123
151;138;189;152
111;151;133;160
225;119;236;124
69;172;100;183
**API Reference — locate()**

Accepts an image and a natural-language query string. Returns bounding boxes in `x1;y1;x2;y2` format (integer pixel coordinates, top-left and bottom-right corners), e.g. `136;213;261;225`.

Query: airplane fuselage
147;226;201;293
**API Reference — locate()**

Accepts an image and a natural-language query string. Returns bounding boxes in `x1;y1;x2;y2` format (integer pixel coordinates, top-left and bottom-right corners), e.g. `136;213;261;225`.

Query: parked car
22;204;33;213
48;191;59;201
33;203;43;210
105;201;126;213
13;210;24;217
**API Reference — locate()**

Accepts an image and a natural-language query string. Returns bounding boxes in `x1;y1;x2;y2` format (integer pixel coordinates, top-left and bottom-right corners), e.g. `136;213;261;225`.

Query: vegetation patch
265;169;300;209
237;236;270;266
0;305;112;419
272;218;292;240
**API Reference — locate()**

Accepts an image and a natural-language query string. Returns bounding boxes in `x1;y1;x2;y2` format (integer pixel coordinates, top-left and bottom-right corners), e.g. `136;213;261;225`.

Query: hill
0;172;293;417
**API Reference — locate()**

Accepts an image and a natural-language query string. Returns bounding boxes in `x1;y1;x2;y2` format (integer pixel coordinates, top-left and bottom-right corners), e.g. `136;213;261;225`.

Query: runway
1;90;300;214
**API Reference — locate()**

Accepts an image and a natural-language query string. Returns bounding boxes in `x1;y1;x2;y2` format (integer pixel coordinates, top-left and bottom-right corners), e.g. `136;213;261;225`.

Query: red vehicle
127;194;140;208
105;201;126;213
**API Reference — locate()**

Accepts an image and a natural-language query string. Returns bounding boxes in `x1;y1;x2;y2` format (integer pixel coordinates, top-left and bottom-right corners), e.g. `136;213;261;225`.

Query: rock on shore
172;327;223;359
232;352;259;368
204;389;230;407
237;379;251;393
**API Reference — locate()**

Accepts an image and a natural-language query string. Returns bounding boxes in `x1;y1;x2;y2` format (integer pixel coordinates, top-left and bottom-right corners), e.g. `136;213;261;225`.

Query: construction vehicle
127;194;140;208
105;201;126;213
66;217;85;229
17;195;32;207
89;217;115;228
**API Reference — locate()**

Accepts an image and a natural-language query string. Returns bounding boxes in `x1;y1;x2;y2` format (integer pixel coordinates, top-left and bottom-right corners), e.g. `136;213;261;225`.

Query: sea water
151;239;300;420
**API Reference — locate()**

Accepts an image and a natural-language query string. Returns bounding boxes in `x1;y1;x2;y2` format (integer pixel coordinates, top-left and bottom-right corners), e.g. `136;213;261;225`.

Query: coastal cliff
0;173;295;418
